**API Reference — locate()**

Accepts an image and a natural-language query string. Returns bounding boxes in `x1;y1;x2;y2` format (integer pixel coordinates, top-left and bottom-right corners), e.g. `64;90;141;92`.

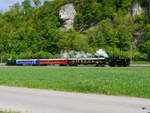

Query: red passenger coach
39;59;68;65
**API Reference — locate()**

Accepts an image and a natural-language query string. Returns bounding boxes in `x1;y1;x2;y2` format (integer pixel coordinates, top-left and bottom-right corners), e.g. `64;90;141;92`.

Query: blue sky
0;0;50;11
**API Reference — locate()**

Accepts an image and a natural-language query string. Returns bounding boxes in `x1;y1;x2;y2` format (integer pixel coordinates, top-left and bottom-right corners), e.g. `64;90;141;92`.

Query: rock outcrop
129;3;143;16
59;3;76;30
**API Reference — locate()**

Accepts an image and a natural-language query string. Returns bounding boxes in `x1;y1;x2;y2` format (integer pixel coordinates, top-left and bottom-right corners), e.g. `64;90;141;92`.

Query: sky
0;0;50;11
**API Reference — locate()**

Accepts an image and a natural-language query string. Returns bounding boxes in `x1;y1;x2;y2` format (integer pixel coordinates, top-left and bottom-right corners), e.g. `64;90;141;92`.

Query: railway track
0;63;150;67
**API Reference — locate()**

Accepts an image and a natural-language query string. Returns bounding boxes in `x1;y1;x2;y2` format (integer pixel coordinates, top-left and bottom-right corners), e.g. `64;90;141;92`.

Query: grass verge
0;67;150;98
0;111;17;113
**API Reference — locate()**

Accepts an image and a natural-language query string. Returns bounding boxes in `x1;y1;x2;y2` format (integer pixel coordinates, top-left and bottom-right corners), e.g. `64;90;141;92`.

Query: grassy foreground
0;67;150;98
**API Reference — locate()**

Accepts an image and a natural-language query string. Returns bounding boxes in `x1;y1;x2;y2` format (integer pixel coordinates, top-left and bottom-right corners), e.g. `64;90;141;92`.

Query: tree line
0;0;149;60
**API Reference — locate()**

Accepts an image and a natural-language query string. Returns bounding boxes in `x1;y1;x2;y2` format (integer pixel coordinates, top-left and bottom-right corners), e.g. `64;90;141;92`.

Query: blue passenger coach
16;59;39;65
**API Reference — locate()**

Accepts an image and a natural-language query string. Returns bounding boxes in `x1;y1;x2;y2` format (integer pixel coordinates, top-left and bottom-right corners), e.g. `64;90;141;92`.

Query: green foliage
73;0;103;31
58;30;89;51
105;47;130;58
138;41;150;60
86;16;133;58
33;0;41;6
132;60;150;64
0;0;149;60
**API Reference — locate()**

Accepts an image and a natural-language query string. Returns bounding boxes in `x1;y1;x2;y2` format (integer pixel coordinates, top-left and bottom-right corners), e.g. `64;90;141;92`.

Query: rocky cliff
129;3;143;16
59;3;76;30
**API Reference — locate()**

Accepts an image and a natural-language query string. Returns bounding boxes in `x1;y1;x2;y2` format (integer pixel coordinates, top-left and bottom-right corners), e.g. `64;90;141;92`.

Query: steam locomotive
7;58;130;67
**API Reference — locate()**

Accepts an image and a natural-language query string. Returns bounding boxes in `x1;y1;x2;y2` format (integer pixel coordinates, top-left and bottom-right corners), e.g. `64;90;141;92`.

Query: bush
105;47;130;58
132;51;148;61
32;51;52;59
18;51;33;59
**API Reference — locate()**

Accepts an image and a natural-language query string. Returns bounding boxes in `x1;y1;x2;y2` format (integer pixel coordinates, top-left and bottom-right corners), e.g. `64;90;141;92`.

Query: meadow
0;66;150;98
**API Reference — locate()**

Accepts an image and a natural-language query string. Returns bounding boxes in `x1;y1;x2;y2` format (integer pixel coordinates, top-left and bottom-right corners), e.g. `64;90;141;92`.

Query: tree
33;0;41;7
22;0;32;10
0;0;149;60
22;0;33;15
58;30;89;52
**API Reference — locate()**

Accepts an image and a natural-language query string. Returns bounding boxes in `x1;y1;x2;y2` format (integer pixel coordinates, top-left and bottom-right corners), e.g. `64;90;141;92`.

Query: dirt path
0;86;149;113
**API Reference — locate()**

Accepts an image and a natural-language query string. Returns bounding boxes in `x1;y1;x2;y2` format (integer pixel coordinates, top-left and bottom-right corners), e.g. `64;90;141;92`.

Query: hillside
0;0;149;60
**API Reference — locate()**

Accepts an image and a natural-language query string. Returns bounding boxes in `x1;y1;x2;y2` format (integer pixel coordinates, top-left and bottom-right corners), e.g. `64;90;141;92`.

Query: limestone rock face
59;3;76;30
129;3;143;16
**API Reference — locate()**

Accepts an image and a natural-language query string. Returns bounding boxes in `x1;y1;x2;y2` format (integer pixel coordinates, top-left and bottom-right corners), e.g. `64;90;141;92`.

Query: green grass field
0;67;150;98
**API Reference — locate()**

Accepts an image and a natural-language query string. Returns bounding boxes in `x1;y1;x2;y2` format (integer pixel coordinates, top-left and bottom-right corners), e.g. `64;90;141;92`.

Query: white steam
95;49;109;58
61;49;109;58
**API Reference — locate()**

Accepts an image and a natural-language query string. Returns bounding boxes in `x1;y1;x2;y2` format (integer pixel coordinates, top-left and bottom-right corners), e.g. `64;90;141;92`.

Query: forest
0;0;149;60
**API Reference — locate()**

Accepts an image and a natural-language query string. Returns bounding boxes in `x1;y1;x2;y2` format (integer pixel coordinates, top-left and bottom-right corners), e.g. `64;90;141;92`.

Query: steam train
7;58;130;67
